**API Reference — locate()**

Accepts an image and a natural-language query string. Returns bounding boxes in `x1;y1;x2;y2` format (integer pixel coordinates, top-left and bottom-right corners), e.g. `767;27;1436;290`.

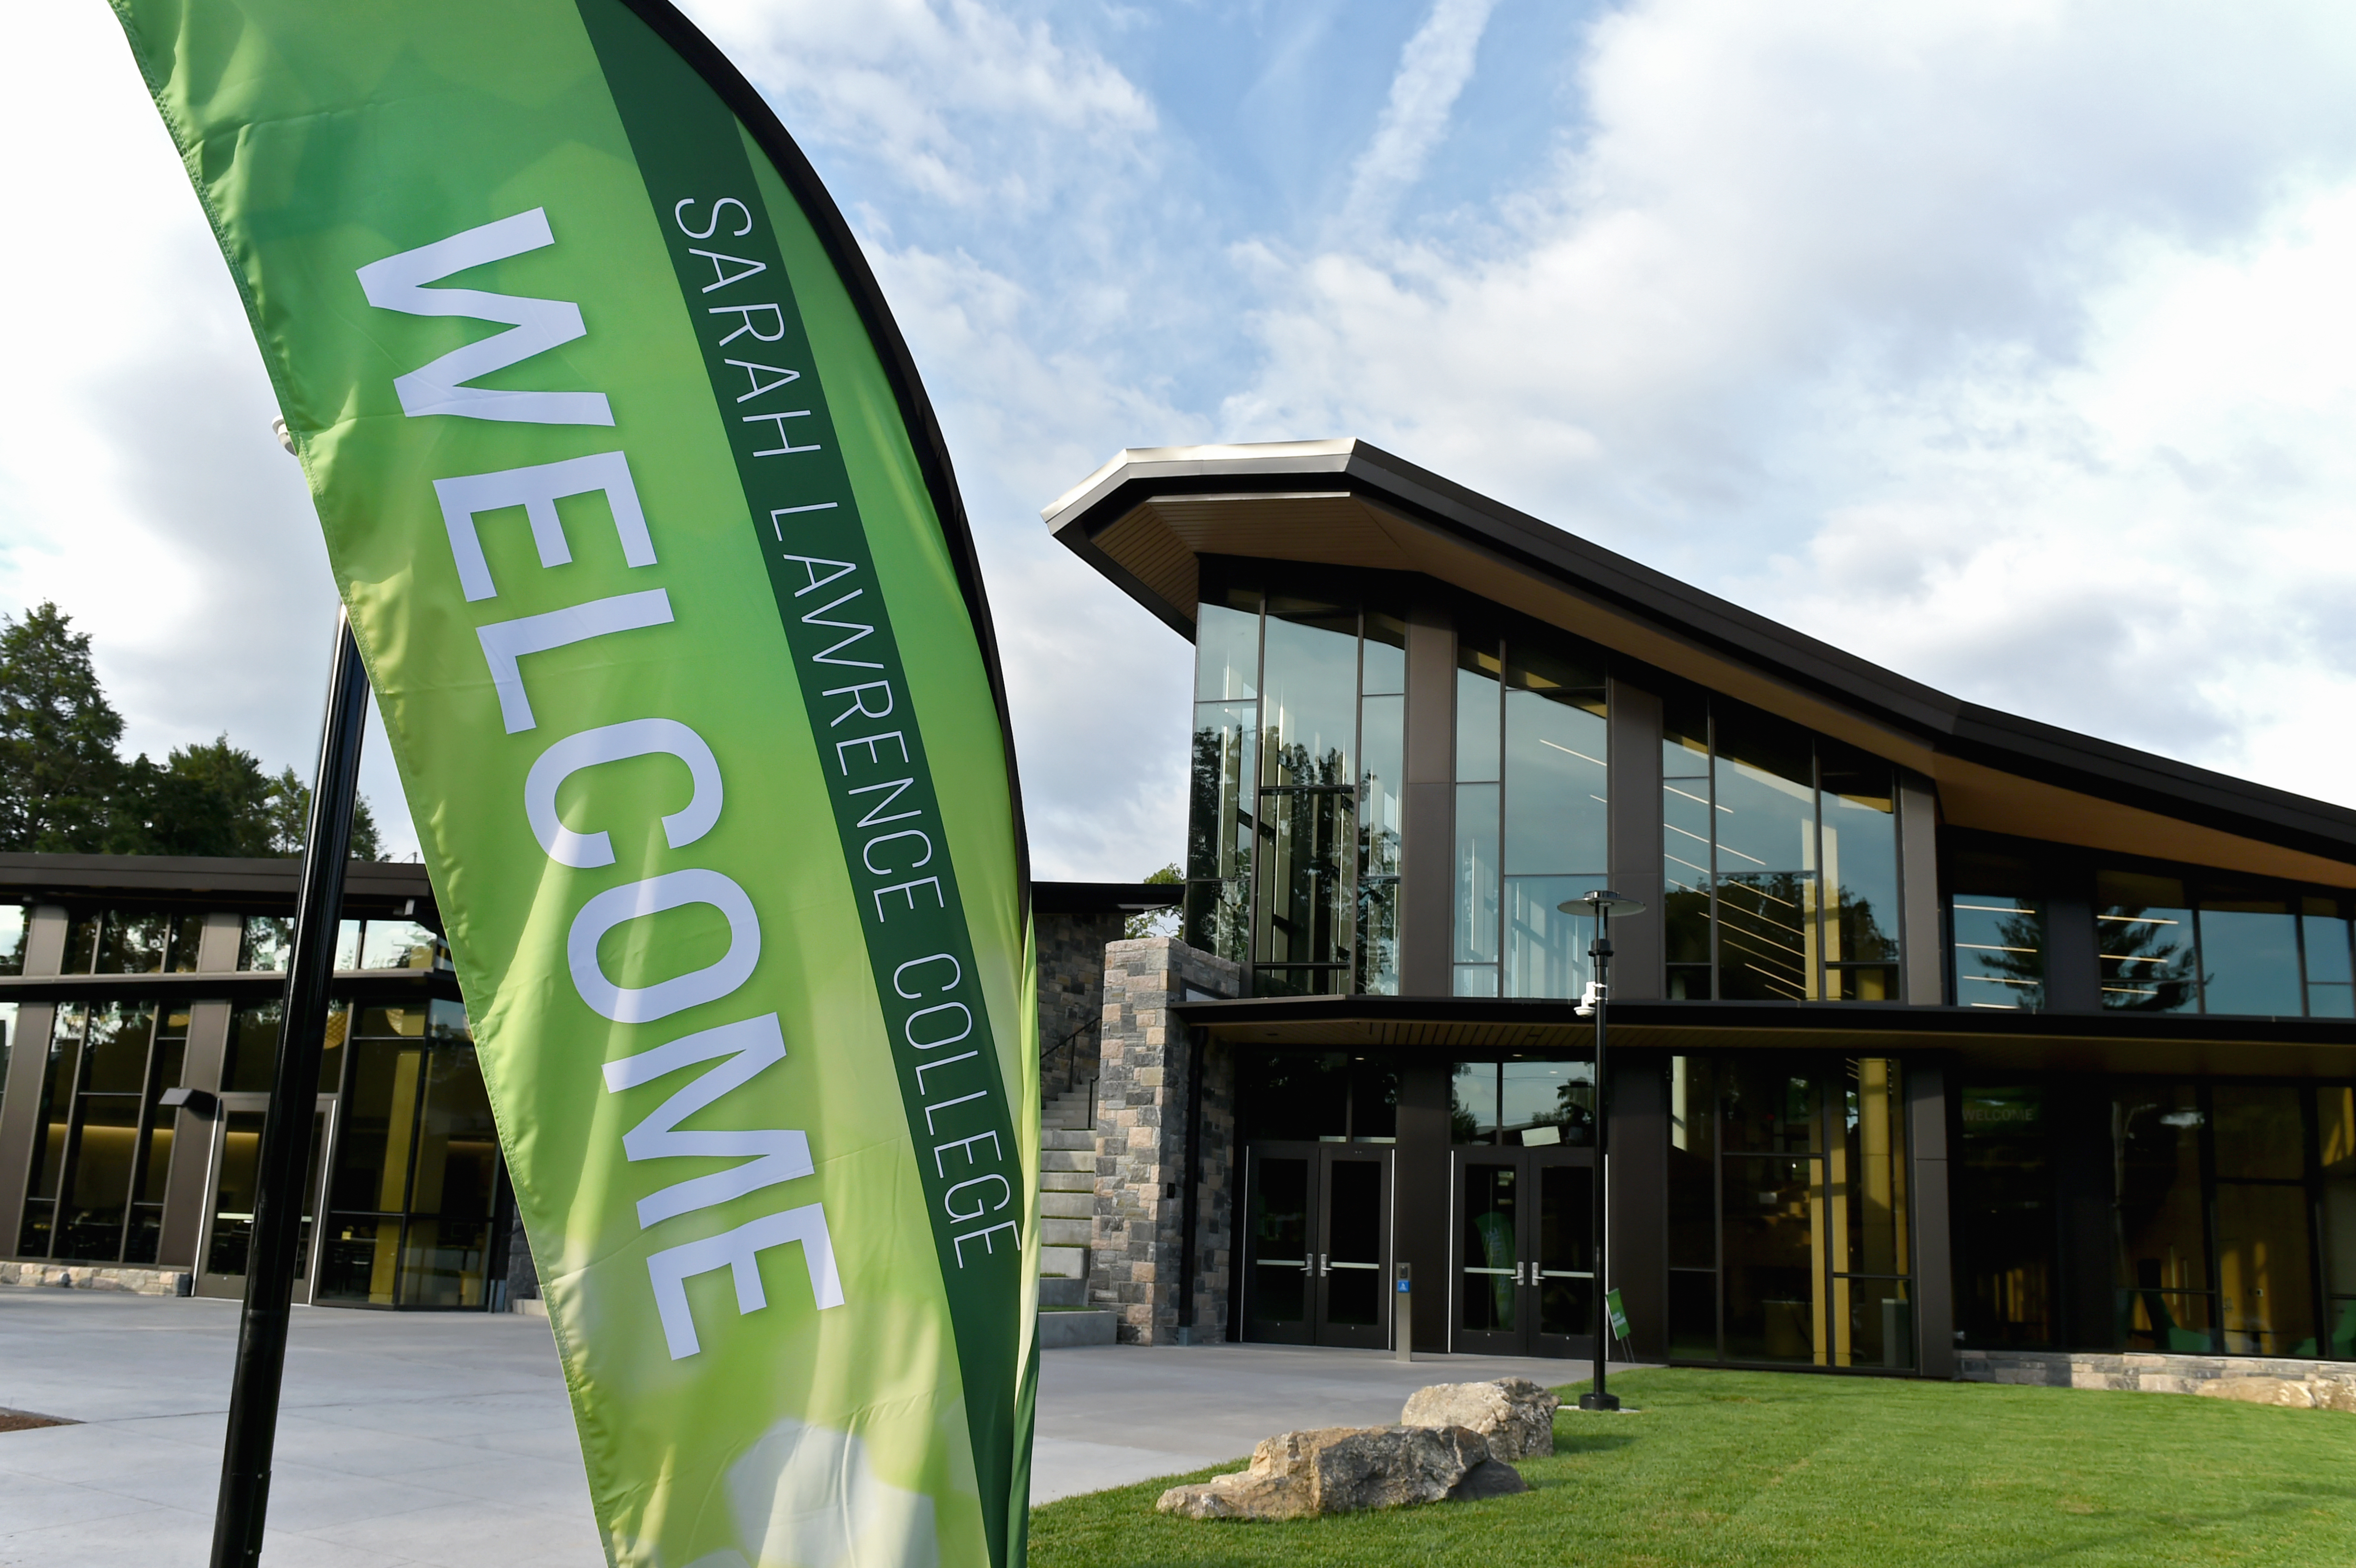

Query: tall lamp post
1562;888;1645;1413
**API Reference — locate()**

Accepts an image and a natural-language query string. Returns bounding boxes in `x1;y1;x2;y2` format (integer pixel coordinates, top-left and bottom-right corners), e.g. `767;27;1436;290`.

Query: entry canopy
1044;439;2356;890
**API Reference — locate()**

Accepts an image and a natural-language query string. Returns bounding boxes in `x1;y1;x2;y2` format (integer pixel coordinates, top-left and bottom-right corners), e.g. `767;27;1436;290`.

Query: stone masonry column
1089;937;1242;1345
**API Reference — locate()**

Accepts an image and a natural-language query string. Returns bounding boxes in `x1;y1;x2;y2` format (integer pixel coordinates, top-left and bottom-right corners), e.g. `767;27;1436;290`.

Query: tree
0;602;124;851
0;601;385;860
1124;863;1183;940
265;764;382;860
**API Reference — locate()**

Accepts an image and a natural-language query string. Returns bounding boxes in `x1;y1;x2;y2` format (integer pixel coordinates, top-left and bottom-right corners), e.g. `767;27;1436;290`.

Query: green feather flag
108;2;1039;1562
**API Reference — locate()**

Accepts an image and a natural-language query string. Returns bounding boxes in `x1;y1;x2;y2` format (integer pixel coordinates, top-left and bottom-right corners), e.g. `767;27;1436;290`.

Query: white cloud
1225;0;2356;806
1339;0;1503;237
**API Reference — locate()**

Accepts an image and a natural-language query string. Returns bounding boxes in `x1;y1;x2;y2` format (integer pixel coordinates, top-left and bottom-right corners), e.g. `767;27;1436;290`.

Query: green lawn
1028;1368;2356;1567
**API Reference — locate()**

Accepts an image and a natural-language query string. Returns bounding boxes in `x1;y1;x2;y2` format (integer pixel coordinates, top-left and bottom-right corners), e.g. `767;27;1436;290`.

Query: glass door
1452;1147;1595;1357
1242;1143;1394;1347
194;1093;333;1303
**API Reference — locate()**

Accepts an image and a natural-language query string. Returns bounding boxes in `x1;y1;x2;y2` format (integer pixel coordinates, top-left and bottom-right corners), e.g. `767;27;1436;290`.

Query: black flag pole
210;609;370;1568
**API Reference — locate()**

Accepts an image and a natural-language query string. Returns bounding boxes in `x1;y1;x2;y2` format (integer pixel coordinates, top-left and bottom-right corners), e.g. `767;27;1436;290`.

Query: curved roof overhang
1045;440;2356;887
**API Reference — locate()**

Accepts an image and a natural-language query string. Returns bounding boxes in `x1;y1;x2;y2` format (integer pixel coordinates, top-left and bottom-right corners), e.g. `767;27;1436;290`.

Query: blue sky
10;0;2356;879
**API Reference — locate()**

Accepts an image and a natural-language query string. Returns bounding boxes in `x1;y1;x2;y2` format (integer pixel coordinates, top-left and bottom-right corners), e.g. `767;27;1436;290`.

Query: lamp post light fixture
1561;888;1645;1412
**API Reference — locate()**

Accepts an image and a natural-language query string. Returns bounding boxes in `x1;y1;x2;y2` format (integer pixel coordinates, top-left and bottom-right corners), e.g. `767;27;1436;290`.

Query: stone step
1038;1307;1117;1350
1040;1150;1093;1173
1040;1244;1088;1279
1040;1216;1092;1247
1038;1275;1086;1309
1039;1191;1093;1220
1040;1128;1094;1152
1038;1171;1094;1194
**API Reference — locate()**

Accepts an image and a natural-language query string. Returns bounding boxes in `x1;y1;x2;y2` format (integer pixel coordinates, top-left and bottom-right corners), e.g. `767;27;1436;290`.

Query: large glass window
1668;1053;1912;1369
1451;1058;1595;1146
1955;1086;2055;1348
1658;697;1904;1002
17;1001;189;1265
2097;872;2197;1012
1182;570;1411;997
1952;896;2046;1010
1456;625;1610;999
60;910;205;975
2096;874;2349;1017
317;1000;497;1307
1256;597;1360;996
0;906;26;975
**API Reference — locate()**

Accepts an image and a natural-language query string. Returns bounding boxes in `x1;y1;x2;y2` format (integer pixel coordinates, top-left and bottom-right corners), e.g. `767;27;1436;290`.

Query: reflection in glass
241;915;293;971
1185;702;1256;967
1195;591;1261;702
1362;612;1407;696
1504;875;1605;1000
0;905;24;975
1251;1156;1310;1324
1452;1062;1498;1144
1256;787;1353;995
1454;783;1500;971
1503;681;1606;877
1357;693;1403;994
1461;1162;1518;1331
1953;895;2046;1010
2307;900;2355;1019
1723;1064;1822;1155
1501;1059;1593;1146
1819;744;1898;977
360;920;445;971
1716;873;1818;1002
2115;1083;2214;1350
1455;643;1502;784
2199;899;2301;1017
2098;872;2198;1012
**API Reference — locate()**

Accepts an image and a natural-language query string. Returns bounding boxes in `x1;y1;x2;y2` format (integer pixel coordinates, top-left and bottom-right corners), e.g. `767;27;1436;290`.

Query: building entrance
194;1092;334;1303
1451;1147;1595;1357
1241;1143;1392;1348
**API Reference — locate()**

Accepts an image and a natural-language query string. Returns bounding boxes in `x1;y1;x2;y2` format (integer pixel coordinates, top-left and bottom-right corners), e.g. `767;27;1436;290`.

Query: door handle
1319;1253;1330;1277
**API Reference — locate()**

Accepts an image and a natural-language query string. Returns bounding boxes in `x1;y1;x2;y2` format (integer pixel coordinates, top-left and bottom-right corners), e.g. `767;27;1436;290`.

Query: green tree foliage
1123;862;1183;940
0;602;125;851
0;601;383;859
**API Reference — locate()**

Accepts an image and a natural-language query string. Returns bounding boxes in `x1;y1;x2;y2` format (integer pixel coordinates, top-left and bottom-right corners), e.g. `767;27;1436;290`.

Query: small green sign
1605;1287;1630;1342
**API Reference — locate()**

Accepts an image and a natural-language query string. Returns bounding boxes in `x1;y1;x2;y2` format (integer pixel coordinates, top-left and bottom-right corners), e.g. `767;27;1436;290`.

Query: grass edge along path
1028;1367;2356;1567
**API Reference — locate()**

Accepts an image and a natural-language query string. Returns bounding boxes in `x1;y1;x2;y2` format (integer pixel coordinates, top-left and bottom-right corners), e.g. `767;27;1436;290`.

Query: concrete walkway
0;1289;1605;1563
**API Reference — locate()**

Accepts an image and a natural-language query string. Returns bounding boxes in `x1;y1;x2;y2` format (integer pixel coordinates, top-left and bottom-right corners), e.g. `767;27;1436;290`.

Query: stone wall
1088;936;1243;1345
1959;1348;2356;1395
0;1261;189;1296
1037;910;1126;1095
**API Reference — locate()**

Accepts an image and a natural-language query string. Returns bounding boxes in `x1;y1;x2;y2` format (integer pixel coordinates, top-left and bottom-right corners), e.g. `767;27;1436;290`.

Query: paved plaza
0;1288;1592;1565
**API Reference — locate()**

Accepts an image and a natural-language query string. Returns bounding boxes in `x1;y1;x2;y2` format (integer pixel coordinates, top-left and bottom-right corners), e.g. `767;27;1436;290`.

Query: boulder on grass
1156;1424;1503;1520
1401;1377;1562;1459
2195;1377;2315;1409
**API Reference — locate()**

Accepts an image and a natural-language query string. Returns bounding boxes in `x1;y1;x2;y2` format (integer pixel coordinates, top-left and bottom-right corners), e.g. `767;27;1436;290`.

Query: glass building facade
0;872;516;1313
1185;567;1409;996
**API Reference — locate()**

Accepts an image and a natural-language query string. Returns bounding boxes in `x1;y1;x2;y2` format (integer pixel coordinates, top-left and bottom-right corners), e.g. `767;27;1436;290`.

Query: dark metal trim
1170;991;2356;1046
0;970;461;1004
